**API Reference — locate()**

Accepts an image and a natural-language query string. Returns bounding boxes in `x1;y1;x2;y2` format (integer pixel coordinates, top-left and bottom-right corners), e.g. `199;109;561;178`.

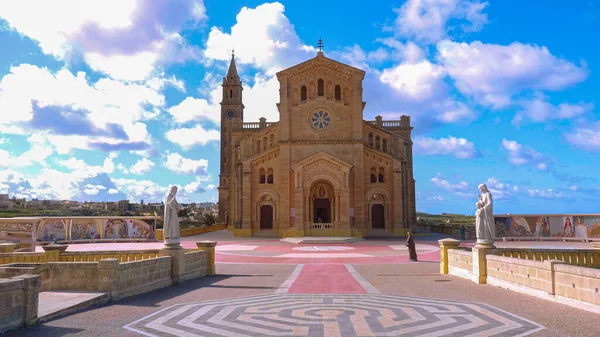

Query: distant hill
417;212;475;226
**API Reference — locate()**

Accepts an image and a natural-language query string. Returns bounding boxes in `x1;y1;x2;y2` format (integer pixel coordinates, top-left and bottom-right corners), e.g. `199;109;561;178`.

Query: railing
311;223;333;229
382;121;402;127
59;250;161;263
239;122;277;130
498;249;600;269
242;122;260;129
0;252;46;264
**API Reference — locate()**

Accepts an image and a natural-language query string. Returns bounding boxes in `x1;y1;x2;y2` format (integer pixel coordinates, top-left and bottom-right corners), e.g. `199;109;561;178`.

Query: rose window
312;111;331;129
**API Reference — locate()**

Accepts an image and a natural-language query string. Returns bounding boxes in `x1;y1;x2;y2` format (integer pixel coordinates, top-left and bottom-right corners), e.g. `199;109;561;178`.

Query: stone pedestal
163;238;181;250
159;248;185;284
196;241;217;276
0;243;18;253
41;244;68;262
438;238;461;274
472;245;498;284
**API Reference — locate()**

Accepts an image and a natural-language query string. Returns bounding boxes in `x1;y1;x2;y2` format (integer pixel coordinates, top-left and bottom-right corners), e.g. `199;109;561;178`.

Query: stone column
42;244;68;262
159;247;185;285
14;274;41;326
438;239;460;274
98;258;119;297
472;243;498;284
196;241;217;276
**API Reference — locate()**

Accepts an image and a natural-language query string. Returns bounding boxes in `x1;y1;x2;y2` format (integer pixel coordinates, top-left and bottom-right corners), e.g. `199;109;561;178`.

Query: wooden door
372;204;385;229
260;205;273;229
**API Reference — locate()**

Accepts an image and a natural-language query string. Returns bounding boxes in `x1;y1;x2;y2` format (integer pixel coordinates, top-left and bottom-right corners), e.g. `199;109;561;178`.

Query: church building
218;46;416;237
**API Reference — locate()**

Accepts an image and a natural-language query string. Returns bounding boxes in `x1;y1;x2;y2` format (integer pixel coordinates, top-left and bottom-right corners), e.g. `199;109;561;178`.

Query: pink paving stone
287;264;367;293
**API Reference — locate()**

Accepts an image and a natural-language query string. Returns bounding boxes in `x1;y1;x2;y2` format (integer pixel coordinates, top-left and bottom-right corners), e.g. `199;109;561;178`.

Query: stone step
366;230;398;238
281;237;364;244
251;231;279;238
38;291;110;323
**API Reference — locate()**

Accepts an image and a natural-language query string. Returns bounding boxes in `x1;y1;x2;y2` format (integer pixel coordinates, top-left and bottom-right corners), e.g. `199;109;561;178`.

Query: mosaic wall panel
70;219;102;240
495;215;600;238
37;219;67;241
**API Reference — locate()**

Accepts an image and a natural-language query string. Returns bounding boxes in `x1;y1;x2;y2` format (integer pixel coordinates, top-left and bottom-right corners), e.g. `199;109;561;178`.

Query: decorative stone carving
163;186;182;249
475;183;495;247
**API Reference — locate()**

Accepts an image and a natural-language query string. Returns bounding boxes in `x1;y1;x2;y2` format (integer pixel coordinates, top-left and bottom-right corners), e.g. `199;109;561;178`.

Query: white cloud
484;177;519;201
183;176;213;194
437;40;589;108
380;60;446;101
0;64;162;152
0;135;53;168
108;188;119;195
0;0;206;81
204;2;313;74
164;153;209;175
566;121;600;151
167;96;220;125
165;125;220;150
514;96;593;124
414;136;479;159
527;188;566;199
431;175;469;191
84;184;106;195
393;0;489;43
112;178;167;203
130;158;155;175
501;139;551;170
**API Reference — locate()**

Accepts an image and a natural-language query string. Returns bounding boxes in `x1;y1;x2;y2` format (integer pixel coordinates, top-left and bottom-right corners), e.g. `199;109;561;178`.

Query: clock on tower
226;109;236;120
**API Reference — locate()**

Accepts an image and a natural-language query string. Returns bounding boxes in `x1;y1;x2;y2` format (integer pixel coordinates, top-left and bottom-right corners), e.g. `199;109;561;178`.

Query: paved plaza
8;231;600;336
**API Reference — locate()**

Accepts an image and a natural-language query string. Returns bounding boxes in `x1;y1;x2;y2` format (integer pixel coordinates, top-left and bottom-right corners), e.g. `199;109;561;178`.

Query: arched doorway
310;181;335;224
366;189;390;230
256;191;278;231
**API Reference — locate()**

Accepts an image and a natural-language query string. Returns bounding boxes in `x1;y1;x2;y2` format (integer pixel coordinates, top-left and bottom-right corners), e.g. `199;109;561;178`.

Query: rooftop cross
317;38;324;52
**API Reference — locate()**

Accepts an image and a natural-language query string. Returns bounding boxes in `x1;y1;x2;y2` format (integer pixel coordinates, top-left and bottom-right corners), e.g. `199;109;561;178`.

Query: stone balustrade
440;239;600;313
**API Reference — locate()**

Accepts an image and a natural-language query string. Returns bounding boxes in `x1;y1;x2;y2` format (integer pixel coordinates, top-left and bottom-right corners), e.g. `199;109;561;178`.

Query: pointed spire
226;49;239;79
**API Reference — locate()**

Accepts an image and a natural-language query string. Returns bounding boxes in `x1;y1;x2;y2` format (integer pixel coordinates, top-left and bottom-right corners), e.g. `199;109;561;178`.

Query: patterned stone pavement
124;293;543;337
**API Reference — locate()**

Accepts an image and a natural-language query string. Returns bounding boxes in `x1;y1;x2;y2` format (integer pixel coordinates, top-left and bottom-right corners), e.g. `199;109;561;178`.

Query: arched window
267;168;274;184
257;140;261;153
375;136;381;150
301;86;307;101
378;167;384;183
368;133;373;146
370;167;376;183
263;137;268;150
230;89;233;98
259;168;266;184
270;134;274;147
335;85;341;100
318;79;324;96
382;139;388;153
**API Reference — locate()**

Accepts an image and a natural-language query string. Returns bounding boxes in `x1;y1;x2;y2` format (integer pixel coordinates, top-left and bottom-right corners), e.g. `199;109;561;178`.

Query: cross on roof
317;38;324;52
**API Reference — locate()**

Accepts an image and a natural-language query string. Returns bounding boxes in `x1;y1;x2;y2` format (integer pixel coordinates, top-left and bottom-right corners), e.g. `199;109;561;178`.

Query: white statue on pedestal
163;185;181;247
475;183;495;246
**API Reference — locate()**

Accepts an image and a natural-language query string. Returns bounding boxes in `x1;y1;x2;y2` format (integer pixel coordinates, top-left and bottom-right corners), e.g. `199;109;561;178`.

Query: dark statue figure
406;232;418;262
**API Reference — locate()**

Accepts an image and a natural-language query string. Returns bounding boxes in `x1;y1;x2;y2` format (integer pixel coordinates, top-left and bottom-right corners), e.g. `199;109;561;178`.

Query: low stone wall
486;255;557;297
113;256;172;300
439;239;600;313
182;251;207;282
554;264;600;307
44;263;99;292
447;249;473;280
0;275;40;334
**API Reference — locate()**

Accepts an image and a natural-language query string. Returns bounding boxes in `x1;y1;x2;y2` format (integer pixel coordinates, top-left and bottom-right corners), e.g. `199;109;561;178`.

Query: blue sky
0;0;598;215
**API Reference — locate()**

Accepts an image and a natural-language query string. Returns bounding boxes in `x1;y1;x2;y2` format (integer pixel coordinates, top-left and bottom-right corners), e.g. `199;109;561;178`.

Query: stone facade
218;51;416;237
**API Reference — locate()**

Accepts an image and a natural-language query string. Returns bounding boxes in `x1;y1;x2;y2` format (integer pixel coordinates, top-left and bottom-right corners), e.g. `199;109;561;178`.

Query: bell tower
218;51;244;227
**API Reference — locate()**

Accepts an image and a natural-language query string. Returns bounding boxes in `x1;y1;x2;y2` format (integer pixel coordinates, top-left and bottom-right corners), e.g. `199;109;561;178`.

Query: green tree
201;213;216;226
